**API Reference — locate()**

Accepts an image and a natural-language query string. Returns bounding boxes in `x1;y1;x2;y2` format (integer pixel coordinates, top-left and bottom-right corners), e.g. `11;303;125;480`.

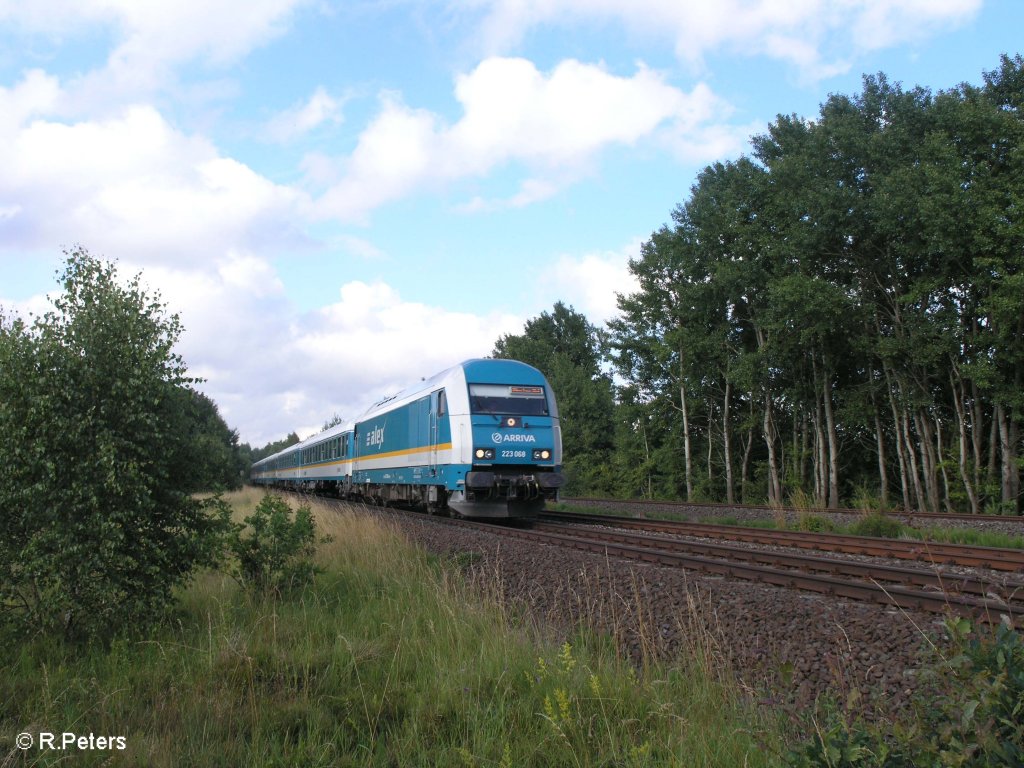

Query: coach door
429;389;445;476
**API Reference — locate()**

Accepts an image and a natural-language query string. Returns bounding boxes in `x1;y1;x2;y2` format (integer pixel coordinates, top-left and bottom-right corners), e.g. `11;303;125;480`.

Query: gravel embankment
360;506;954;717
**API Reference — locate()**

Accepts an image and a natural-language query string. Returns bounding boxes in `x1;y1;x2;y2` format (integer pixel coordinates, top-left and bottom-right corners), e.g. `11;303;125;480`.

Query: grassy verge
1;488;785;766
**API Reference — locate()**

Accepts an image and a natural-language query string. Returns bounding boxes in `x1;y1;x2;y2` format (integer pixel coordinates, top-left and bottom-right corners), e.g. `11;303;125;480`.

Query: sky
1;0;1021;447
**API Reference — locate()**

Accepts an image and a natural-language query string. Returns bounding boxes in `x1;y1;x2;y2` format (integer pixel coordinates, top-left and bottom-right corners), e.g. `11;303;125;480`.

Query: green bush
786;618;1024;767
0;249;233;641
230;494;325;594
848;514;904;539
795;513;834;533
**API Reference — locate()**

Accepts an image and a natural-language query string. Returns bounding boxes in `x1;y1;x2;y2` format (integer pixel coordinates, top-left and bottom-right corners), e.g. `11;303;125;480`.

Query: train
250;359;564;518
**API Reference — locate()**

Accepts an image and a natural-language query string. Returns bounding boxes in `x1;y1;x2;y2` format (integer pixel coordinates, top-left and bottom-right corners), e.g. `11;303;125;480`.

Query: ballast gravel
354;505;958;717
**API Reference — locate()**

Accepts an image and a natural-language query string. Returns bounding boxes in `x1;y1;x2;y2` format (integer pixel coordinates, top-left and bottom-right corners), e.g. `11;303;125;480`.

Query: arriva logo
491;432;537;444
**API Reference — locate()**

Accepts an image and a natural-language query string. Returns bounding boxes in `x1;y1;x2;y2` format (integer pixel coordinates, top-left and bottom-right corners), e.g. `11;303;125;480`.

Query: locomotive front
447;360;564;518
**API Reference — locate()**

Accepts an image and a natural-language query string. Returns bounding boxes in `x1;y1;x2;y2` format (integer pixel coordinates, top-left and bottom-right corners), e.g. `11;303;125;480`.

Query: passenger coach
251;359;564;518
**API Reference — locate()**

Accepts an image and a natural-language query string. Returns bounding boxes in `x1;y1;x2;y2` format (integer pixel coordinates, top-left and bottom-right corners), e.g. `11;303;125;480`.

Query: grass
1;488;786;766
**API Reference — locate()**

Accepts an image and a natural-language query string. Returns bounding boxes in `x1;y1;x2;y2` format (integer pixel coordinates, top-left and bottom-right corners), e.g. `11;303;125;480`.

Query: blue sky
1;0;1021;445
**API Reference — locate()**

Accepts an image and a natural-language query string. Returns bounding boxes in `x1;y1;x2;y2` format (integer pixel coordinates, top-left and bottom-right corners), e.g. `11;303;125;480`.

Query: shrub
230;494;325;594
0;249;233;641
795;513;834;533
786;618;1024;767
848;514;904;539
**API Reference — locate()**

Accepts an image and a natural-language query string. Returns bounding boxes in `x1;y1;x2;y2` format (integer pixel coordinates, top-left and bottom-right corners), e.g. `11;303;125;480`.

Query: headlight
475;448;495;460
532;449;551;461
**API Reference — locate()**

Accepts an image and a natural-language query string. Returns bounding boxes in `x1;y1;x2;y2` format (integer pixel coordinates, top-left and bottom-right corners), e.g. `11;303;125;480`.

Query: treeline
504;55;1024;514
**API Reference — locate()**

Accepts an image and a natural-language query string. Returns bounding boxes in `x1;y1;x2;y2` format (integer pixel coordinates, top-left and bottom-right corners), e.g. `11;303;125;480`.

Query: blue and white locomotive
250;359;564;518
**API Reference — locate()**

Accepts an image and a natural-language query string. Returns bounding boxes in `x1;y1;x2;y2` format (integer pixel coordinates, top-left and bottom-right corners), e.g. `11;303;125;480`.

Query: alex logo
491;432;537;444
366;425;385;448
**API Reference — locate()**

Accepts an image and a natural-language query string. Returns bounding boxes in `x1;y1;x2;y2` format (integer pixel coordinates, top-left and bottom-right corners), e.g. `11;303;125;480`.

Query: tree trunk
800;412;809;490
680;378;693;502
764;393;781;505
641;420;652;499
988;411;999;493
874;411;889;510
723;378;734;504
813;391;826;507
901;410;925;512
883;364;912;510
707;412;714;487
951;371;980;514
823;372;840;509
935;415;953;513
996;403;1019;513
970;378;983;502
741;420;754;504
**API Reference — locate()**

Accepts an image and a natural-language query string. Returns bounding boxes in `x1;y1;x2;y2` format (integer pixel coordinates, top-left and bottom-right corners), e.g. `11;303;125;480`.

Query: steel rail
472;524;1017;622
563;496;1024;524
533;521;1023;603
541;511;1024;572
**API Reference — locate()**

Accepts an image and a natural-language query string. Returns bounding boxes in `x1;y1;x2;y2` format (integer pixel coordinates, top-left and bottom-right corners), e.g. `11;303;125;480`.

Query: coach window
437;390;447;417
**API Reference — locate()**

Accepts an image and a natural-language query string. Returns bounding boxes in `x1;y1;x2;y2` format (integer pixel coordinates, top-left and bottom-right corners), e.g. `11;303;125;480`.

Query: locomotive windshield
469;383;549;416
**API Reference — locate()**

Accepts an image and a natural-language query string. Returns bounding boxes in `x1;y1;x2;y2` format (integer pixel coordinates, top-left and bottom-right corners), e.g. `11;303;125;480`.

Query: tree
321;413;345;432
248;432;302;466
178;388;245;492
0;247;231;640
612;56;1024;513
493;302;617;494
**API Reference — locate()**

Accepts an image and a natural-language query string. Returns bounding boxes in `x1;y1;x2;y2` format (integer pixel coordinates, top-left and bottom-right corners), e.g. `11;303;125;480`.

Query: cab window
468;383;548;416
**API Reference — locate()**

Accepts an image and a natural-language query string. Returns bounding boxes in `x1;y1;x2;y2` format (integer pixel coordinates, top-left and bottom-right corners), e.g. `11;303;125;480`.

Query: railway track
506;520;1022;623
563;496;1024;524
541;511;1024;572
532;521;1018;602
308;495;1023;624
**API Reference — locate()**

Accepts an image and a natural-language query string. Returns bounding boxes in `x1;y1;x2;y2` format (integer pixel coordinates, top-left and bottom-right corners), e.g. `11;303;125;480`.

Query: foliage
795;513;835;533
230;494;324;594
609;54;1024;514
179;388;245;491
245;431;302;467
848;514;905;539
320;412;345;432
0;248;233;641
786;617;1024;767
493;301;617;495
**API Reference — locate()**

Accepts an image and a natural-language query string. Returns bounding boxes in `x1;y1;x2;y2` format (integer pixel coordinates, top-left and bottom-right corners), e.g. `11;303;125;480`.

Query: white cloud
0;76;310;265
536;240;643;326
459;0;981;80
317;93;439;222
141;264;523;445
317;57;734;221
265;86;345;142
0;69;63;130
456;176;563;213
0;0;307;92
